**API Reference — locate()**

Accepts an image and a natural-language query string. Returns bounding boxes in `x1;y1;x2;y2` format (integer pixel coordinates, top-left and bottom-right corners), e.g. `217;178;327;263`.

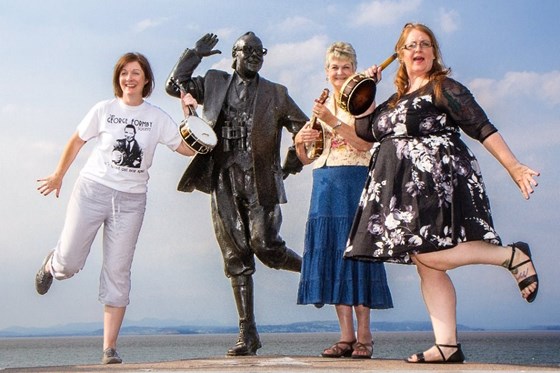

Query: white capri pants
50;176;146;307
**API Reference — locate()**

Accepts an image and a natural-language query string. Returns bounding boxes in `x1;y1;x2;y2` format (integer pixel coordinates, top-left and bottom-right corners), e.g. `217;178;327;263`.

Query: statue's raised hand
194;33;222;58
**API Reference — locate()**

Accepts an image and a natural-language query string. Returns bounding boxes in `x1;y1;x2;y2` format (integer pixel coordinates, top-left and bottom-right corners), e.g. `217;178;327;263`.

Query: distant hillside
0;320;475;338
1;320;556;338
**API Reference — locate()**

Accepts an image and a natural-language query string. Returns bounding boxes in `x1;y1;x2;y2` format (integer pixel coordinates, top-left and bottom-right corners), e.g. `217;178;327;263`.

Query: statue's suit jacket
166;49;308;207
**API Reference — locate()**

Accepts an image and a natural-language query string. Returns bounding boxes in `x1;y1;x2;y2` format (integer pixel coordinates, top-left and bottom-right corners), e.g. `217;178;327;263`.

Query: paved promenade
4;355;559;373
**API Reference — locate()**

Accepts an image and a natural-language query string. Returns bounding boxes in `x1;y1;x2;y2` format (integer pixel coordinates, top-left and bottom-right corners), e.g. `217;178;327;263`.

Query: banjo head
339;74;377;116
179;117;218;154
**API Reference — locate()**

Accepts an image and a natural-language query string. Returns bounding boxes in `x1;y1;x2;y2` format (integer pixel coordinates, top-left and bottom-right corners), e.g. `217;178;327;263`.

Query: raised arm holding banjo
170;77;217;155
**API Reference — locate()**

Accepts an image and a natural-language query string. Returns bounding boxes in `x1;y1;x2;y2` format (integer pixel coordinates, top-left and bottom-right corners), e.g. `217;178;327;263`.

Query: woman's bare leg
335;304;356;342
353;305;373;358
322;305;356;357
415;241;537;299
408;257;458;362
103;305;126;350
354;305;372;344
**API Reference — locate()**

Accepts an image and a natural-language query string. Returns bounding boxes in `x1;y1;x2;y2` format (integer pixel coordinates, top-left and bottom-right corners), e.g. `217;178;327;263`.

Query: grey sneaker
35;251;54;295
102;347;122;364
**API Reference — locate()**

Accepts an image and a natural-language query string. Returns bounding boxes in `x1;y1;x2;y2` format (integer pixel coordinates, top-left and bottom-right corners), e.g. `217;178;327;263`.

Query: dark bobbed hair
112;52;155;98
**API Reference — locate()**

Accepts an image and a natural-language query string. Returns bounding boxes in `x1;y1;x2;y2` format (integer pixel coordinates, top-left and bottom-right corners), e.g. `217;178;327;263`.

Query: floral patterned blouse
312;96;371;169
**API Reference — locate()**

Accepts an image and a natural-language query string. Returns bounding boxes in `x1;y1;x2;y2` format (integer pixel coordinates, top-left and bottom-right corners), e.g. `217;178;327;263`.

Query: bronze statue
166;32;307;356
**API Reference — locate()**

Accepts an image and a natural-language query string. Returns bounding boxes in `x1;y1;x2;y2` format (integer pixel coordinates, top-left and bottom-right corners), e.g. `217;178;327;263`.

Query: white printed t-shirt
78;98;182;194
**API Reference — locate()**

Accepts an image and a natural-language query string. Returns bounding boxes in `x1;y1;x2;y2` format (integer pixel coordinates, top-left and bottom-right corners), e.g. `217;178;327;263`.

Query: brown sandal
351;341;373;359
321;340;356;358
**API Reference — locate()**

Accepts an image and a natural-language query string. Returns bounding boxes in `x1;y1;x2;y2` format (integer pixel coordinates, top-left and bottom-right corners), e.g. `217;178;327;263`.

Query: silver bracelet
332;120;343;130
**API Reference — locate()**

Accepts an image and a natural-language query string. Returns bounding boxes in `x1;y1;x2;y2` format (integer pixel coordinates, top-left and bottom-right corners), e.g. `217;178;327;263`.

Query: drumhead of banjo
347;78;377;116
183;117;217;146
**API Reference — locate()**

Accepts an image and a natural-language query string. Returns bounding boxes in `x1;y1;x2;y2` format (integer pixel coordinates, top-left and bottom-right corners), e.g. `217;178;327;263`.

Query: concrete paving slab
3;355;559;373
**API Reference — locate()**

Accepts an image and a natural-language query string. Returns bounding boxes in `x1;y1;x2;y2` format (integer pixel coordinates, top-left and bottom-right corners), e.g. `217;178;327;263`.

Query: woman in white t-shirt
34;52;195;364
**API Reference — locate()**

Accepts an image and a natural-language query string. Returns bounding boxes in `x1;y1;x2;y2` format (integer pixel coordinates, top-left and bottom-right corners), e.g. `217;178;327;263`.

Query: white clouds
348;1;460;34
469;77;510;109
540;71;560;105
1;103;17;115
274;16;324;35
439;8;460;33
210;56;234;73
467;70;560;151
29;139;62;156
351;0;422;27
214;27;237;41
132;17;169;33
469;70;560;109
266;35;328;71
262;35;330;102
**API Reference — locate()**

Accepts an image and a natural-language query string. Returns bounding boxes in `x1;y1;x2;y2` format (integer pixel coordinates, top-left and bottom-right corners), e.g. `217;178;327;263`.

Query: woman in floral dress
296;42;393;359
344;23;540;364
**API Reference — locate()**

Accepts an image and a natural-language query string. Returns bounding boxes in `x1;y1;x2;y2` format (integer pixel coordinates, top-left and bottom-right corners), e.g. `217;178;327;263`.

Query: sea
0;331;559;370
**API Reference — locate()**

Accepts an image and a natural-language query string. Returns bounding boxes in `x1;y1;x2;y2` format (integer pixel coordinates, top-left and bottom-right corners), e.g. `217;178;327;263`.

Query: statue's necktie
239;81;247;101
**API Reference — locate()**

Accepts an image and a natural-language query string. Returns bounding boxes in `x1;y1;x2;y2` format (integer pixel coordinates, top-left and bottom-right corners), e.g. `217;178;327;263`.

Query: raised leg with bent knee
408;240;539;363
414;241;538;301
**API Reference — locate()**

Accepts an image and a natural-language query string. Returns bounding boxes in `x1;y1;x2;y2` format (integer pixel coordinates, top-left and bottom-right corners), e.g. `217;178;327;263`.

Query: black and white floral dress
344;77;502;264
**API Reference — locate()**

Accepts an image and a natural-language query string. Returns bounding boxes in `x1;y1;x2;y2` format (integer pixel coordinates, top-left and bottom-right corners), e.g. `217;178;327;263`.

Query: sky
1;0;559;333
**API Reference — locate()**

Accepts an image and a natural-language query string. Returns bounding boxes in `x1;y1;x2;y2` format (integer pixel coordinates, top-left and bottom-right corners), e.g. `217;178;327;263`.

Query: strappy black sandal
406;343;465;364
509;242;539;303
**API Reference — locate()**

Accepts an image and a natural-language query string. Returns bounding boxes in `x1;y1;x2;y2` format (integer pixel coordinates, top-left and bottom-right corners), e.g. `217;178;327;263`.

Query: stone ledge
3;355;559;372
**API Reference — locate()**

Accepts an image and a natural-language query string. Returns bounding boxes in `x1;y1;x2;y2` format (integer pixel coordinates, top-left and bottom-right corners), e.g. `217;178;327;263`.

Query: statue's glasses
237;46;268;56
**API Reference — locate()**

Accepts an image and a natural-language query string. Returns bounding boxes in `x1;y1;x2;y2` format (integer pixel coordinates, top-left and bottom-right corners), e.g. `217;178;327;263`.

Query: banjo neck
170;77;200;118
305;88;330;160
